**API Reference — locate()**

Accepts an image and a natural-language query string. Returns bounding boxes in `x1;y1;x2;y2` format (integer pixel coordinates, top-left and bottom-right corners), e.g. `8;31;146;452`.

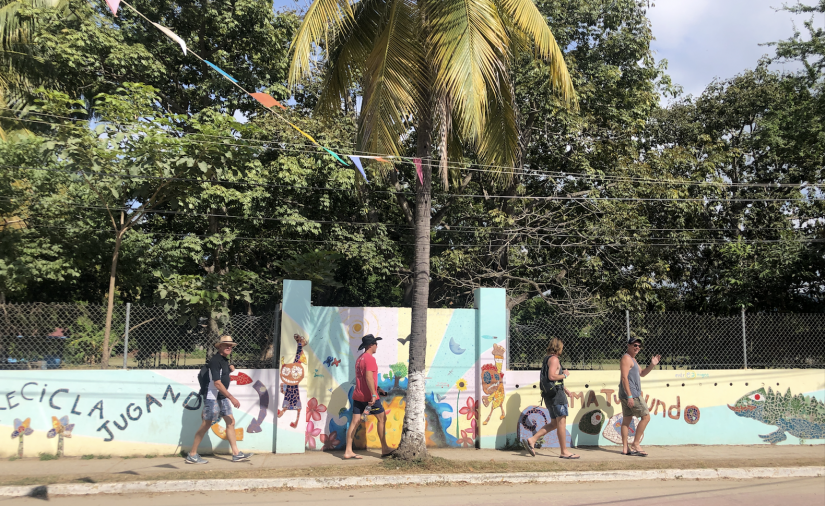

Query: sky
272;0;822;100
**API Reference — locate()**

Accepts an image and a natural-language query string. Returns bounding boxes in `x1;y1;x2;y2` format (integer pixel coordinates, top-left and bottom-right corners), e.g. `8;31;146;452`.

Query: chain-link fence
0;303;279;370
509;311;825;370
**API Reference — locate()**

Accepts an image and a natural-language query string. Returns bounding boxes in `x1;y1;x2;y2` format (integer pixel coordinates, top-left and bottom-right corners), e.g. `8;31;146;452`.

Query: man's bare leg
343;414;363;459
555;416;578;458
189;419;212;456
526;419;557;449
621;416;632;454
375;412;392;455
631;414;650;454
223;415;240;455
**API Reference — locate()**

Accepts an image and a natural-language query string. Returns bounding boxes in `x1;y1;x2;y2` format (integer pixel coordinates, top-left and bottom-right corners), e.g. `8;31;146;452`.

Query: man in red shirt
344;334;391;459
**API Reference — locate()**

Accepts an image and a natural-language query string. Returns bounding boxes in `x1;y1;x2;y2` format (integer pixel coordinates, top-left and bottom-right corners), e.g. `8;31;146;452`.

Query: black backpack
197;365;210;397
539;355;565;406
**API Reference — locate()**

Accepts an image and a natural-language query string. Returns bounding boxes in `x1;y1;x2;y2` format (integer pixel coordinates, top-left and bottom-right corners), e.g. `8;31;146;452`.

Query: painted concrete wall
1;369;278;458
2;280;822;457
275;280;509;453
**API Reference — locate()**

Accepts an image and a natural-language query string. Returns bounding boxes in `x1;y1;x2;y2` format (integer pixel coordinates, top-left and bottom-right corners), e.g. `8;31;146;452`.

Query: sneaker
232;452;251;462
185;453;208;465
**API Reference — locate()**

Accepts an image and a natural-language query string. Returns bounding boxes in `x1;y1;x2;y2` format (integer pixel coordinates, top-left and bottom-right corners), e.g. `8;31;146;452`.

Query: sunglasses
630;343;641;348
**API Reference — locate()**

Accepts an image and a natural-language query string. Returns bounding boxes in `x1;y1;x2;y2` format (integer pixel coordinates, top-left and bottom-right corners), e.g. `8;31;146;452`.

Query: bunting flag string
348;156;368;183
205;60;238;83
414;158;423;185
107;0;355;167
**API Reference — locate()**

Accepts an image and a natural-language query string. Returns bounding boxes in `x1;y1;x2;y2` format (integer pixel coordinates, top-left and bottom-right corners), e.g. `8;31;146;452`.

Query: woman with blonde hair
521;337;579;459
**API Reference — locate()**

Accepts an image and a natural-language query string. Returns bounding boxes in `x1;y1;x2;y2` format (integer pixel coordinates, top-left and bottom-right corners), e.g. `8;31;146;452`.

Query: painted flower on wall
305;420;322;450
455;378;468;391
11;418;33;458
306;397;327;423
459;397;478;421
456;429;474;448
320;430;341;451
46;415;75;457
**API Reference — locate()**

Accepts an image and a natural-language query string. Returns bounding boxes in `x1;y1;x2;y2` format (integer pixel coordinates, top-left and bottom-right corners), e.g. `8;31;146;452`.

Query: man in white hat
186;335;252;463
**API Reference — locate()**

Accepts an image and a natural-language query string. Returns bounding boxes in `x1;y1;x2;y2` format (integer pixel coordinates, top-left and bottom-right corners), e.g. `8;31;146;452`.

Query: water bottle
361;409;369;422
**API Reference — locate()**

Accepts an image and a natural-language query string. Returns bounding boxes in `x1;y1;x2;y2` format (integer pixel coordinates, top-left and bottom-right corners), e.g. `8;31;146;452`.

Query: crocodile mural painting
729;387;825;444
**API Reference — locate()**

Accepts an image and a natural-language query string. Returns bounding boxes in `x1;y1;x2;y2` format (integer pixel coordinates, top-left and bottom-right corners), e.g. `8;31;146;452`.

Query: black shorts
353;399;385;415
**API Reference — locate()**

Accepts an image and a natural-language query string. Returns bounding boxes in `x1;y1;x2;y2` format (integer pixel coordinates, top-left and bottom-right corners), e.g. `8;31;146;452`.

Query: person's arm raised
640;355;661;377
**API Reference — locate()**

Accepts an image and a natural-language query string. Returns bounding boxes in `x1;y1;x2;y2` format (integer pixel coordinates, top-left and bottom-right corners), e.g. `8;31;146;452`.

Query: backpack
197;365;210;397
539;355;565;406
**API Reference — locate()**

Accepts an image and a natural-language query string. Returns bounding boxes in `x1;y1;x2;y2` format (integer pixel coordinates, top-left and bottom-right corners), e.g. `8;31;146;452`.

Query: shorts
548;404;568;419
203;398;233;423
352;399;385;415
620;397;650;418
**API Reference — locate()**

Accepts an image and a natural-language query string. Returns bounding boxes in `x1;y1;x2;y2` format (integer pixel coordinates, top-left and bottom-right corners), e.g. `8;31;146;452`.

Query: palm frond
476;76;519;171
288;0;356;87
358;0;424;158
316;0;383;115
499;0;577;107
426;0;509;142
0;0;67;50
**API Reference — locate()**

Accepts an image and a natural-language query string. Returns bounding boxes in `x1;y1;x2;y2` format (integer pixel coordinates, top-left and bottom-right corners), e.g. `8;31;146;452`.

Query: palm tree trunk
101;230;124;369
394;119;432;461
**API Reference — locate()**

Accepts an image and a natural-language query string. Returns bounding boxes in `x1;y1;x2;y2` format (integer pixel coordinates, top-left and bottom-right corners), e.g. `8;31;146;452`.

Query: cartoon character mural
729;387;825;444
278;333;307;428
481;343;506;425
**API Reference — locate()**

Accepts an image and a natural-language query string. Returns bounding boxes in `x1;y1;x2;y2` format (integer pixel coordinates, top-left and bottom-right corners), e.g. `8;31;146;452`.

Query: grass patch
96;455;112;459
8;456;18;461
144;455;156;459
80;455;95;460
39;453;58;461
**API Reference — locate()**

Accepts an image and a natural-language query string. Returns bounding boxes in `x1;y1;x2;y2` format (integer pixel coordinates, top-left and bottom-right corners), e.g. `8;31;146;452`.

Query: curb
1;466;822;497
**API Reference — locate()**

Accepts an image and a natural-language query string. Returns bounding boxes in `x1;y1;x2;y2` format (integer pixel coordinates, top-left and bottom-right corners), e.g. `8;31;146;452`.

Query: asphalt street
5;476;824;506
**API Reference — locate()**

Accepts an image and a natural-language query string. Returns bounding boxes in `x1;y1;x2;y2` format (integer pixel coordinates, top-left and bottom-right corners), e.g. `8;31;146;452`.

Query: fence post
122;303;131;370
271;303;281;369
625;310;631;342
741;306;747;369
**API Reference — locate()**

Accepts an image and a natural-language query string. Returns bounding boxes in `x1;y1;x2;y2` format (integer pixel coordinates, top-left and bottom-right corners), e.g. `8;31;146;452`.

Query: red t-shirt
353;352;378;402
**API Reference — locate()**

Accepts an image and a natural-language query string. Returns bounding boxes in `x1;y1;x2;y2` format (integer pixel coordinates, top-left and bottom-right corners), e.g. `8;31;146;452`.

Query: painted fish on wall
729;387;825;444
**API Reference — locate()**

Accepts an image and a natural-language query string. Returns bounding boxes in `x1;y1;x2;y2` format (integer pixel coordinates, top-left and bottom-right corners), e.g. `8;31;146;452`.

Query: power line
4;110;821;190
3;164;819;203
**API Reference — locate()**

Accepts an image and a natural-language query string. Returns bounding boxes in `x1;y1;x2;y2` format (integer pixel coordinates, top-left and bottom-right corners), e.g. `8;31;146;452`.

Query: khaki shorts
620;397;649;418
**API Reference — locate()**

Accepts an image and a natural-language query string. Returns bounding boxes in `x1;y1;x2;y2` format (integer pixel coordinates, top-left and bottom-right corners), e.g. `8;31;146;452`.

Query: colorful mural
0;280;822;457
0;369;278;458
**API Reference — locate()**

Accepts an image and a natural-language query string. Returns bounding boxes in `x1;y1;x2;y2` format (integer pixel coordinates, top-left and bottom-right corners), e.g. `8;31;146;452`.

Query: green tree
288;0;576;459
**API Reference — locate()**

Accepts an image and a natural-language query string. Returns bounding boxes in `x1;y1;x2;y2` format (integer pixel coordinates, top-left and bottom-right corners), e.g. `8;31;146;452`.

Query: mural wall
0;369;278;458
1;279;822;457
276;280;508;453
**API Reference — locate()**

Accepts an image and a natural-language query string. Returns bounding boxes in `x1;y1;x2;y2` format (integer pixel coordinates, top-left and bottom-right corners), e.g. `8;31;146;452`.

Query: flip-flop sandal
629;450;648;457
559;454;580;459
520;439;536;457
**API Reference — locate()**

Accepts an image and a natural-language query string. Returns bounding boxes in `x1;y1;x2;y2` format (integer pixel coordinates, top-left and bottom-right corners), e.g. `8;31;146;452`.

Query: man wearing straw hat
186;335;252;464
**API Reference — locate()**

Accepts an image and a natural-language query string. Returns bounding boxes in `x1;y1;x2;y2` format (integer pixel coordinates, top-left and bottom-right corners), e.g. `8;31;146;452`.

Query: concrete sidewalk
1;445;823;486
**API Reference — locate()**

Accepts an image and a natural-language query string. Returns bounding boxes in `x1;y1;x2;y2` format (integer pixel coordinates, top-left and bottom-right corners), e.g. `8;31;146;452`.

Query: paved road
6;477;824;506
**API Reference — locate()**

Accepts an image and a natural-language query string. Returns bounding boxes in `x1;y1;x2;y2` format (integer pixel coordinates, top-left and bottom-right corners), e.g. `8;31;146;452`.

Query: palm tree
0;0;69;139
289;0;576;459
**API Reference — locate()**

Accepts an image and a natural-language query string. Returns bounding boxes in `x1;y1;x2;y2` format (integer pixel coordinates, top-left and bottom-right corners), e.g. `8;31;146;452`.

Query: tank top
618;354;642;399
540;355;567;406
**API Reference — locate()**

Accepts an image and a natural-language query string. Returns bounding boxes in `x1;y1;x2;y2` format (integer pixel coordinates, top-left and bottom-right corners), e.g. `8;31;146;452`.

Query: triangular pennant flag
348;155;368;183
287;122;318;145
323;147;350;166
152;22;187;55
205;60;238;83
250;92;287;111
414;157;423;185
105;0;121;16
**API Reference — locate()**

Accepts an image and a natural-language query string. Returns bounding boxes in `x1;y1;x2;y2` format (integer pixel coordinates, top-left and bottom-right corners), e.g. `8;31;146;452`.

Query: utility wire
2;165;818;203
4;110;821;190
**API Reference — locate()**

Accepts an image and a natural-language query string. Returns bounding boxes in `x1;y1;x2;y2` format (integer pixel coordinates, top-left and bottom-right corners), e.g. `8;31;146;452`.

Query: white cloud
648;0;816;98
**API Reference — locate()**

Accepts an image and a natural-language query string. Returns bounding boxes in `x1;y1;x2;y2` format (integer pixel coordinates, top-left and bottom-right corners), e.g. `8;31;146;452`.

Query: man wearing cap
343;334;391;459
619;336;661;457
186;335;252;464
